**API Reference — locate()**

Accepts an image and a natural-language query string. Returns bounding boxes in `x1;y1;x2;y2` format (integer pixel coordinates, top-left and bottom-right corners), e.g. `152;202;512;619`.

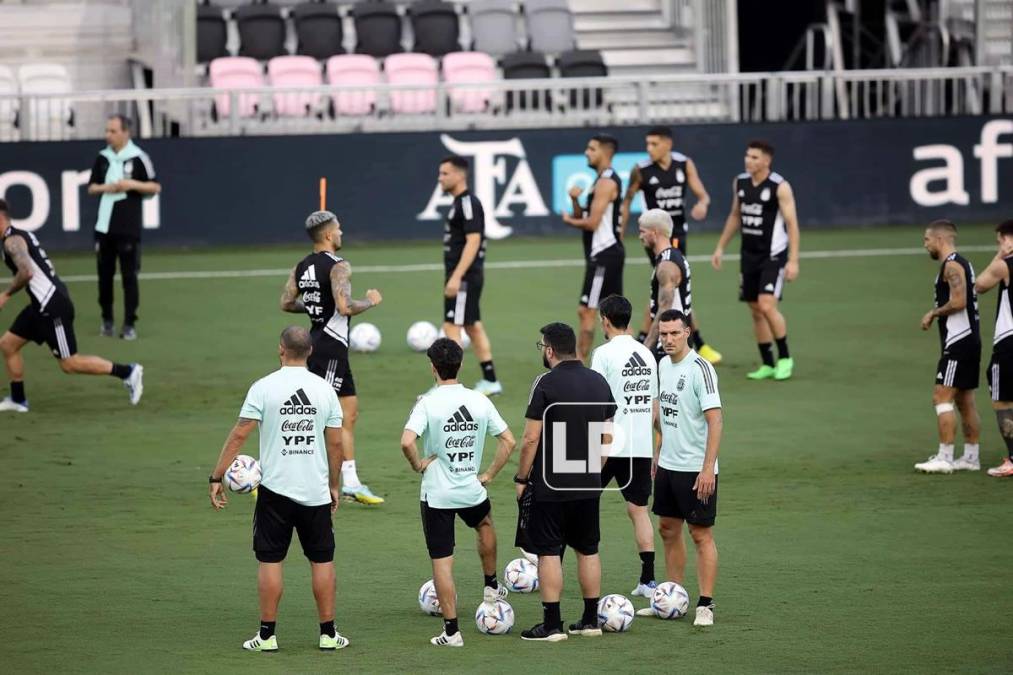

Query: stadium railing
1;65;1010;142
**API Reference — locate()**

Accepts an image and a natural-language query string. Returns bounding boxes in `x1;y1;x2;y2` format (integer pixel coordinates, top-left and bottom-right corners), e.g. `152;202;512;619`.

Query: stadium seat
384;53;438;114
235;2;287;60
0;65;18;131
209;56;265;118
197;4;229;64
326;54;380;116
409;0;461;57
523;0;576;53
268;55;323;117
501;50;551;111
16;63;74;137
352;1;402;57
558;49;607;109
293;2;344;60
442;51;496;113
208;0;253;8
469;0;521;57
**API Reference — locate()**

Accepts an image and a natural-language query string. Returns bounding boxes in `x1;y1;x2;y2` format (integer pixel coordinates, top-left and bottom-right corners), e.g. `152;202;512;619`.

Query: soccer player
437;156;503;396
712;140;800;380
640;309;722;626
563;134;625;362
916;220;981;474
280;210;385;504
589;295;659;597
400;338;516;646
209;326;349;652
0;199;143;412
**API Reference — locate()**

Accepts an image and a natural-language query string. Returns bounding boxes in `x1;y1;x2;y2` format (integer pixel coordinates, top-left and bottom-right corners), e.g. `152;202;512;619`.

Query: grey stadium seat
469;0;520;57
524;0;575;53
236;3;288;60
352;1;403;57
198;4;229;64
409;0;461;57
294;2;344;59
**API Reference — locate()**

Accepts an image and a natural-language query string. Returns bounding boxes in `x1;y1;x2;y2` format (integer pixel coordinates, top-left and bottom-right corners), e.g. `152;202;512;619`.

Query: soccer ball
418;579;442;616
503;558;538;593
520;548;538;564
224;454;261;493
349;323;382;353
475;599;515;634
437;326;471;349
406;321;438;352
597;594;634;632
651;581;690;619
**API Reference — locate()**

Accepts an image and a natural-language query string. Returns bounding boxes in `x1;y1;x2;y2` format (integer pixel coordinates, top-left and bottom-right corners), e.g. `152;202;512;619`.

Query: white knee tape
935;402;955;415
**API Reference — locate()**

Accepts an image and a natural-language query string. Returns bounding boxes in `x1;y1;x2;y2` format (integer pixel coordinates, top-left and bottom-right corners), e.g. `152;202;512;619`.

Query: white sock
962;443;979;462
938;444;954;462
341;460;361;488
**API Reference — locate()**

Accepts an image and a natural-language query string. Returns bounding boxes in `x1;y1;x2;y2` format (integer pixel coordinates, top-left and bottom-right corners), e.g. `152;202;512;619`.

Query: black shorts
580;255;624;309
519;493;600;556
444;274;483;326
308;337;355;397
989;352;1013;402
600;457;652;506
253;485;335;563
9;300;77;359
652;467;717;526
739;252;787;302
936;352;980;391
420;498;491;559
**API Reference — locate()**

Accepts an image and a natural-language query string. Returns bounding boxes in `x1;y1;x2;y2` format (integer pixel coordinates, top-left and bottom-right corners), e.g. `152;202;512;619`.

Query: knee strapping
935;402;955;415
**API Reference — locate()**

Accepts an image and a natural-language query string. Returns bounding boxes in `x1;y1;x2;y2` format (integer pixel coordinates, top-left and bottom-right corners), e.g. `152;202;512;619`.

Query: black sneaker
520;623;567;642
567;620;602;637
100;321;115;337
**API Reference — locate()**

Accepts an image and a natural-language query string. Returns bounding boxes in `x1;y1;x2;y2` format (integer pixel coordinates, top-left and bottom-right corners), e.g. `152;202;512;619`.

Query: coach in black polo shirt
87;114;160;340
515;322;615;642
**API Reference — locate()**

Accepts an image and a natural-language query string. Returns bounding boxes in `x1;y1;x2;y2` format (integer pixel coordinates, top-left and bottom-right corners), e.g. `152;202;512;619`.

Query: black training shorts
253;485;335;563
308;335;356;397
420;498;491;559
652;467;717;526
444;274;483;326
520;494;601;556
989;351;1013;402
600;457;652;506
9;299;77;359
739;252;787;302
936;351;980;391
580;254;624;309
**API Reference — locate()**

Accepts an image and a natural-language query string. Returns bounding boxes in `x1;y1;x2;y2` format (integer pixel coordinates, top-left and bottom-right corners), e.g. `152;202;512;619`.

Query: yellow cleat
698;344;723;365
341;484;384;504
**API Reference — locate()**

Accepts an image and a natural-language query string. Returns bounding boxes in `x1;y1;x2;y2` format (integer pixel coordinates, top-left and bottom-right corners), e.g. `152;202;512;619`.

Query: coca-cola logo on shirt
282;419;315;432
624;379;650;393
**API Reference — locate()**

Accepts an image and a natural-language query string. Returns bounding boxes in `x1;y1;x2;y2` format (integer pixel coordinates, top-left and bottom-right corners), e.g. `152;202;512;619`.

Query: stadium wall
1;116;1010;251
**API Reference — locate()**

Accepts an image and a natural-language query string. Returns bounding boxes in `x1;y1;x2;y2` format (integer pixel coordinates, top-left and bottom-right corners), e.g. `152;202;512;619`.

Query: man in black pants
87;114;160;340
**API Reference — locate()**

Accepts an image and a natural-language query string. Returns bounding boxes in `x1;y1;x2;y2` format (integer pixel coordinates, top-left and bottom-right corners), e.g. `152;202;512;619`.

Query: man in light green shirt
401;338;515;647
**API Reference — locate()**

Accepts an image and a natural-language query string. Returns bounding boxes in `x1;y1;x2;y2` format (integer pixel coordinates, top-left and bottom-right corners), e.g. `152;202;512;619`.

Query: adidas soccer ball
520;548;538;564
406;321;438;352
651;581;690;619
350;323;381;353
418;579;442;616
225;454;261;493
597;594;634;632
475;599;515;635
503;558;538;593
437;326;471;349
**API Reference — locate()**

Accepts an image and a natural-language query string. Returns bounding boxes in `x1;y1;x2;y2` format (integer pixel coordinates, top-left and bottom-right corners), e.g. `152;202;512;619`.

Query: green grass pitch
2;225;1012;673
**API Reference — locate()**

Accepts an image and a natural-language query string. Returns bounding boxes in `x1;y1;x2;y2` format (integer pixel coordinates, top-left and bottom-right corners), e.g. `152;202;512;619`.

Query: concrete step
579;29;687;50
573;13;671;32
569;0;663;13
602;47;696;68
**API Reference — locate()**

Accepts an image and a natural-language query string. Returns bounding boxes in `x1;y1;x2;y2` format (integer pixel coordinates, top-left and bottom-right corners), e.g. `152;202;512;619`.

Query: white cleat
319;632;350;650
124;364;144;405
914;454;954;474
431;630;464;647
0;396;29;413
951;455;980;471
635;607;657;617
473;379;503;397
483;584;508;604
631;582;656;597
987;457;1013;477
693;605;714;627
242;632;278;651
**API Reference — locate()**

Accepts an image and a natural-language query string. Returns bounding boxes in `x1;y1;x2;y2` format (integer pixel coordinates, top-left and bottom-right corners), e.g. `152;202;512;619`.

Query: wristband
513;475;529;485
208;475;223;484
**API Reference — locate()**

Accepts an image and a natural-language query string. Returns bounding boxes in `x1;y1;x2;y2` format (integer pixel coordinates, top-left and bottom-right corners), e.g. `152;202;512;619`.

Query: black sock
697;595;713;608
484;574;497;589
259;621;276;640
639;551;655;585
111;363;132;379
10;381;26;404
692;330;706;349
480;360;497;383
444;617;459;636
582;597;598;626
320;620;335;638
775;335;790;360
758;342;775;367
543;601;562;631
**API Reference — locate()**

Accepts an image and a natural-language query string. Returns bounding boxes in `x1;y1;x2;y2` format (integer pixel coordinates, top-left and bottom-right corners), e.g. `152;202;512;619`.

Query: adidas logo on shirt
649;176;660;185
280;388;317;415
621;351;652;377
764;283;775;292
443;405;479;432
298;265;320;290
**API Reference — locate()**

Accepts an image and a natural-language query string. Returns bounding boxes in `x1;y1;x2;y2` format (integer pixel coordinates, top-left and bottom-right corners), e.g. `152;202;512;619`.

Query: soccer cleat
341;484;384;504
635;607;657;617
124;364;144;405
567;621;602;637
242;632;278;652
631;581;656;597
431;630;464;647
987;457;1013;477
915;454;954;474
773;357;794;381
121;325;137;341
483;584;508;604
520;623;567;642
319;632;350;650
100;321;115;337
693;605;714;627
0;396;29;413
473;379;503;397
746;365;776;380
698;344;723;365
951;455;980;471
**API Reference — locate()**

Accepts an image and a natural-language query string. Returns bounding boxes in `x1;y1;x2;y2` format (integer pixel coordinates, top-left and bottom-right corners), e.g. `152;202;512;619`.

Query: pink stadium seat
209;57;264;119
326;55;380;116
384;53;438;114
268;56;323;117
442;51;496;113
